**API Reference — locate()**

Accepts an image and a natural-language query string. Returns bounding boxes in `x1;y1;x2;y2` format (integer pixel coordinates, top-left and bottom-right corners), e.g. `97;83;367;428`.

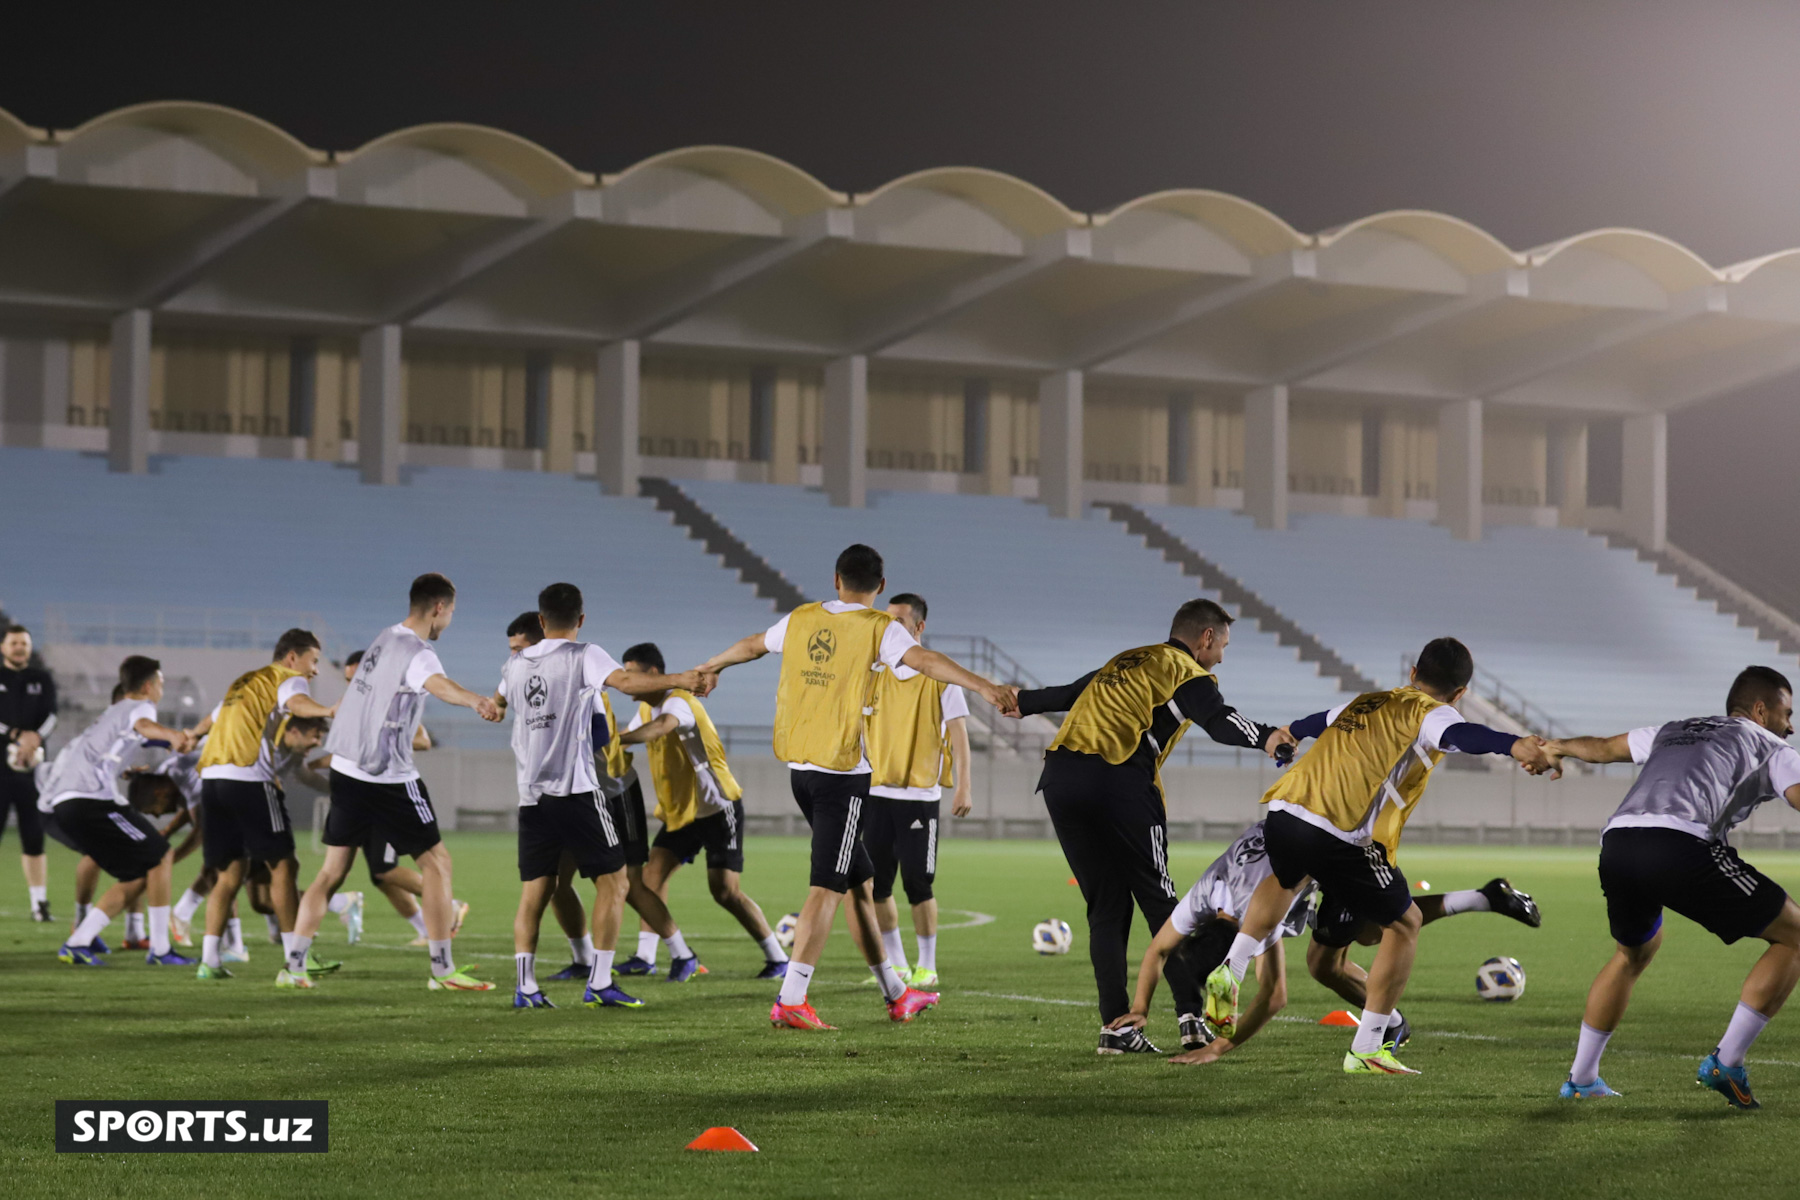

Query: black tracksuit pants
1040;750;1201;1024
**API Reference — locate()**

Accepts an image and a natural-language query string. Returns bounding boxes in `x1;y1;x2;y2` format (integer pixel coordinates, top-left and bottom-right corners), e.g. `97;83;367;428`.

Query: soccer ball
1475;955;1526;1002
774;912;800;952
1031;918;1073;956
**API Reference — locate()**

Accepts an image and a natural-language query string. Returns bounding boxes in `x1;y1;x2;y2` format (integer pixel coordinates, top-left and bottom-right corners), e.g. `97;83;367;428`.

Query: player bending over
622;642;789;980
1220;638;1555;1076
1543;665;1800;1109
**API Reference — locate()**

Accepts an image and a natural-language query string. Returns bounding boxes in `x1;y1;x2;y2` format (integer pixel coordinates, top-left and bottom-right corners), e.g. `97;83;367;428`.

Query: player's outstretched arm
288;693;335;720
899;645;1008;712
1540;733;1632;766
1173;942;1288;1065
1013;671;1097;719
603;667;709;699
1109;918;1185;1032
423;673;502;722
620;714;678;744
134;716;195;753
702;634;771;673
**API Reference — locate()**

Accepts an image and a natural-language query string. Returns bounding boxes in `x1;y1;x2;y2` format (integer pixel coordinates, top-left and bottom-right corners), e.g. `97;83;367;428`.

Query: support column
1242;384;1288;530
1548;419;1588;528
594;339;640;496
769;368;801;485
983;381;1013;496
107;309;152;474
358;324;403;485
1;336;69;447
1621;411;1667;550
1375;406;1408;519
822;354;867;508
1169;393;1216;507
1037;369;1083;518
1436;397;1483;541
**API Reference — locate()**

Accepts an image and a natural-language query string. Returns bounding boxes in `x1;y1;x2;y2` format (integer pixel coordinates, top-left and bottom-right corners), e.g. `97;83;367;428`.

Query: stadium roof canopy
4;99;1798;419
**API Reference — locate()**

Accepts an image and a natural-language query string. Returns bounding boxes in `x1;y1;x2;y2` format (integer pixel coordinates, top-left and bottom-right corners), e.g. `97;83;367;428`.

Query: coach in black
0;623;57;922
1010;599;1293;1056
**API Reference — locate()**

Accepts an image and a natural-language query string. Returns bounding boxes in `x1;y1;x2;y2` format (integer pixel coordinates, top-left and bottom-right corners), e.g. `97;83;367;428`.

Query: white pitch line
960;990;1090;1007
938;909;996;930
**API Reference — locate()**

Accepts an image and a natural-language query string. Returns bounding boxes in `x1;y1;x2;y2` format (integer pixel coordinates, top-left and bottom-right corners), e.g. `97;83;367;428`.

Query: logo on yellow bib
807;629;837;664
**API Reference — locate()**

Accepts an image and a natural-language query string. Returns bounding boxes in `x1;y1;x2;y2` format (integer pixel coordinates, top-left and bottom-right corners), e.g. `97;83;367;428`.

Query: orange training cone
1319;1010;1360;1028
687;1127;758;1152
1067;877;1079;886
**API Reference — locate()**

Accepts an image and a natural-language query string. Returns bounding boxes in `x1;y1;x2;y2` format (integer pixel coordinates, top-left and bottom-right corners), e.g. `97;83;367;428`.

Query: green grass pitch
3;834;1799;1199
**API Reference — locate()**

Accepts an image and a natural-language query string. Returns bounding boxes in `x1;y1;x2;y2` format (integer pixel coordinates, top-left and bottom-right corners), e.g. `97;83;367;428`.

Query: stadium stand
0;448;785;727
1141;505;1795;732
674;479;1346;723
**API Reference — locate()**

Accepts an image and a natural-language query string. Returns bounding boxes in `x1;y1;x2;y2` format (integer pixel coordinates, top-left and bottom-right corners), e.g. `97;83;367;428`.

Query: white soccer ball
774;912;800;952
5;741;43;773
1475;955;1526;1002
1031;918;1073;956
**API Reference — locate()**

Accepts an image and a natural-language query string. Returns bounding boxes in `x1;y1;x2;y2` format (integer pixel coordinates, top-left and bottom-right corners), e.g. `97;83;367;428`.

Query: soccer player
1219;637;1555;1075
191;629;335;987
41;655;196;965
1007;598;1293;1055
1541;665;1800;1109
700;543;1010;1029
861;593;970;988
0;623;57;920
290;573;502;991
501;584;713;1010
1109;818;1542;1060
621;641;789;980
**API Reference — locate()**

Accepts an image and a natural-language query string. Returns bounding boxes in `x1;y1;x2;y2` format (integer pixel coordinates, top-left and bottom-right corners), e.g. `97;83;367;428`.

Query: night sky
6;1;1795;603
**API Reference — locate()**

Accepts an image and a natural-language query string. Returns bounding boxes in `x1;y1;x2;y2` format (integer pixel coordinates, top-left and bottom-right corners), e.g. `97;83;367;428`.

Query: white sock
1717;1002;1772;1068
428;938;455;979
225;917;245;955
664;930;691;960
874;959;907;1002
758;933;789;964
1570;1021;1612;1085
148;906;172;956
174;888;204;922
636;930;659;964
1386;1009;1406;1033
916;933;937;972
328;893;351;915
126;912;146;940
1352;1008;1394;1055
406;910;428;937
515;952;538;995
202;934;223;969
1225;932;1260;983
587;949;616;991
568;934;594;966
880;928;909;972
1440;889;1491;916
285;933;311;975
71;907;111;948
29;885;47;906
778;960;815;1006
264;913;282;940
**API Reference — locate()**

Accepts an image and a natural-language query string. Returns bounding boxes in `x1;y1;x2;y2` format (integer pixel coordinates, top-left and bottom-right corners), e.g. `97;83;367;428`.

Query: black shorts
1599;826;1788;946
200;778;297;870
866;797;940;905
0;768;45;855
1263;808;1411;929
791;770;874;892
518;791;627;881
617;779;649;868
43;804;82;854
323;769;442;859
652;799;746;873
1309;891;1386;949
54;798;169;883
366;833;402;883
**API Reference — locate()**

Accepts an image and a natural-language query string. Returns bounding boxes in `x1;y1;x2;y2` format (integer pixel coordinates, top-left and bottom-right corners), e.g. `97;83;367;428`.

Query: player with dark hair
42;656;197;965
701;543;1009;1029
622;641;789;979
1219;637;1555;1075
1007;597;1295;1054
1542;665;1800;1108
290;573;502;991
499;584;713;1010
0;623;57;920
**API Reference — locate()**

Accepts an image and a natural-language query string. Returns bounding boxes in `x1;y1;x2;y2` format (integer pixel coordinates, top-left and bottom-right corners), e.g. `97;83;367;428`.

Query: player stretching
290;573;501;991
0;624;57;921
1543;666;1800;1108
701;543;1008;1029
193;630;335;986
1221;638;1554;1075
501;584;712;1010
42;656;196;965
861;593;971;988
622;642;789;979
1111;818;1541;1061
